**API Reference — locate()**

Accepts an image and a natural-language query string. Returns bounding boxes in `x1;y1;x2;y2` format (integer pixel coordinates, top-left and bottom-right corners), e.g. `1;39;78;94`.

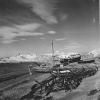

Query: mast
51;40;55;66
52;40;54;57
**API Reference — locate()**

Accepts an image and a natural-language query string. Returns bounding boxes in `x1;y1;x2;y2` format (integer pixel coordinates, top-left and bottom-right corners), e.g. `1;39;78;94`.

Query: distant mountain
35;54;52;62
1;50;99;63
35;52;81;63
88;49;100;57
55;51;79;58
0;54;37;63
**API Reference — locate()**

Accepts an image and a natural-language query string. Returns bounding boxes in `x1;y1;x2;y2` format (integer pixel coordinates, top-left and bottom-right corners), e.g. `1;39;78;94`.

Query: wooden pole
52;40;54;57
51;40;55;66
28;65;32;76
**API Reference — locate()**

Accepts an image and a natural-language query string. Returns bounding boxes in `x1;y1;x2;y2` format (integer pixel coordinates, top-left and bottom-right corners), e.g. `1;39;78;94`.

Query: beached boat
32;66;51;73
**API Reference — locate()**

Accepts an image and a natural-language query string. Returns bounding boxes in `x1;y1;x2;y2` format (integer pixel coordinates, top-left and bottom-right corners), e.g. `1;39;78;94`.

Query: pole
51;40;55;66
28;65;32;76
52;40;54;58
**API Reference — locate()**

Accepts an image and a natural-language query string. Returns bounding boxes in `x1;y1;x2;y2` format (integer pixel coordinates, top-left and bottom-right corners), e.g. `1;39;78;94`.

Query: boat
30;40;57;73
27;41;95;74
60;54;81;66
78;58;95;64
32;65;51;73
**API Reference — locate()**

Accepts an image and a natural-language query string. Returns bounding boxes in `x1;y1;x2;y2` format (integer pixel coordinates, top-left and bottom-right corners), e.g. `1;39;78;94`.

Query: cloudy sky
0;0;99;57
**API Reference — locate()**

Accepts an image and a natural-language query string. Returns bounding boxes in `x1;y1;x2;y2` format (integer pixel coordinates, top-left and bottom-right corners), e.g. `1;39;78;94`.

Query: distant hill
88;49;100;57
0;54;36;63
0;50;99;63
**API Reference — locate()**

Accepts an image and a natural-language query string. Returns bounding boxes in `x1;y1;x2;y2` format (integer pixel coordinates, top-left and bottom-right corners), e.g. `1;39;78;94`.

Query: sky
0;0;99;57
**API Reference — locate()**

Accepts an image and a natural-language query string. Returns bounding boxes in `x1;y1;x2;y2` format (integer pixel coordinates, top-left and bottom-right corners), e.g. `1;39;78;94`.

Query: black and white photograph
0;0;99;100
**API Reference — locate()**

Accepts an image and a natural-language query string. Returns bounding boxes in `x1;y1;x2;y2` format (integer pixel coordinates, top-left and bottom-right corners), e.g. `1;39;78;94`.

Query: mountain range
0;49;100;63
0;54;37;63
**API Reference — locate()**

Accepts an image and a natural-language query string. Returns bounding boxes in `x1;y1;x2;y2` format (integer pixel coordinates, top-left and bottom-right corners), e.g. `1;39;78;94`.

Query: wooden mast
52;40;54;57
51;40;55;66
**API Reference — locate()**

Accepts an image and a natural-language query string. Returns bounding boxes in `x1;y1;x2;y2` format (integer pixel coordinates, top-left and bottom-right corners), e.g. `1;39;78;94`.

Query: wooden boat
32;66;51;73
78;59;95;64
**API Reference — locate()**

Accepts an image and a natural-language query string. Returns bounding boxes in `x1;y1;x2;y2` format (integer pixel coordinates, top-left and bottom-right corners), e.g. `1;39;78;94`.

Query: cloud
19;0;58;24
0;22;58;43
55;38;66;41
48;31;56;34
2;39;18;44
0;0;43;27
0;0;58;44
20;38;26;41
58;13;68;21
57;41;83;54
64;42;81;50
55;50;78;58
0;23;45;43
40;37;46;40
16;23;41;31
